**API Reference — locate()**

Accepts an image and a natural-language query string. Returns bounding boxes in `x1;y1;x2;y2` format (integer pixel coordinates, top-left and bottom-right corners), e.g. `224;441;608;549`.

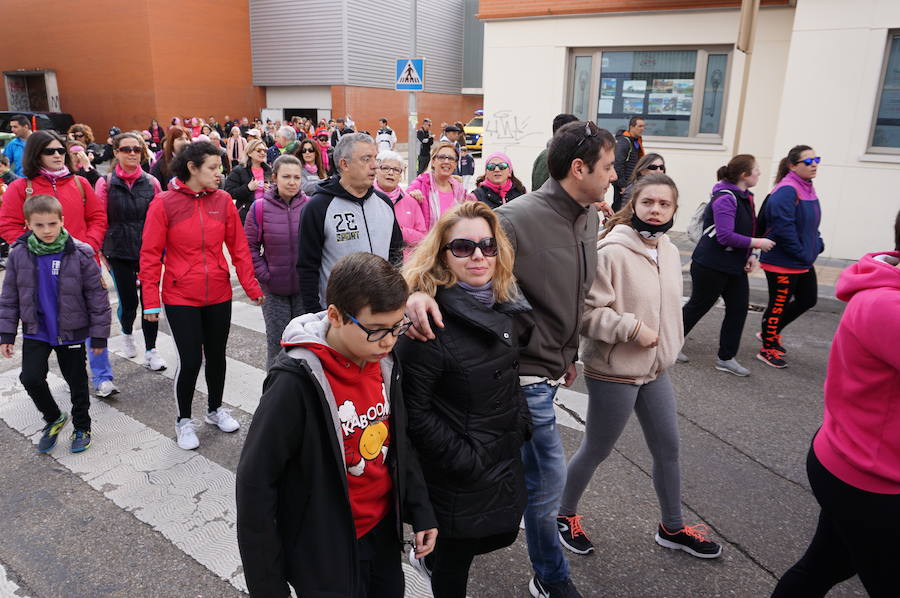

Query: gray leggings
560;370;684;530
261;292;304;368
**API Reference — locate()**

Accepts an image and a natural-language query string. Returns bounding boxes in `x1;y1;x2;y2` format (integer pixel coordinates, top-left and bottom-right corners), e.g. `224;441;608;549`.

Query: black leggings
424;530;519;598
682;262;749;361
772;447;900;597
165;301;231;421
108;258;158;350
761;269;817;348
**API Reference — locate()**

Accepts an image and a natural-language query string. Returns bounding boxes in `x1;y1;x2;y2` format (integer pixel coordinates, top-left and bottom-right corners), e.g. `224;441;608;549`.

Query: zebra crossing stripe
0;562;29;598
0;369;249;593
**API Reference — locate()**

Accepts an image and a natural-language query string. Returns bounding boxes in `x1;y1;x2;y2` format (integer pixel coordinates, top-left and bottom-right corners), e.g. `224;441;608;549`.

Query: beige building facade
480;0;900;259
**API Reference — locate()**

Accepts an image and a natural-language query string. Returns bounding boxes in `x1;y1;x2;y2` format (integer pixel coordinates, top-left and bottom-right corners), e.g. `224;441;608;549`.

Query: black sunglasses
575;121;596;148
317;136;328;141
116;146;142;154
645;164;666;172
444;237;498;258
73;132;85;138
41;147;67;156
485;162;509;171
345;313;413;342
301;148;317;153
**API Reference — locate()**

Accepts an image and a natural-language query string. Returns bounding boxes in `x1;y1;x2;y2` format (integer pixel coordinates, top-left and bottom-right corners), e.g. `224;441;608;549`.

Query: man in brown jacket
406;121;617;598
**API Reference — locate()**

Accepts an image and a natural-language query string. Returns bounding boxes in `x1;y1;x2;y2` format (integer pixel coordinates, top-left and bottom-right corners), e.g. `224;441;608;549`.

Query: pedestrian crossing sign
396;58;425;91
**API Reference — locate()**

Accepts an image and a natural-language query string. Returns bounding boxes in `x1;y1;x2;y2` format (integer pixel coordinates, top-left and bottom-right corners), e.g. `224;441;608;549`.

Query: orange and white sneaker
757;348;787;369
557;514;594;554
655;523;722;559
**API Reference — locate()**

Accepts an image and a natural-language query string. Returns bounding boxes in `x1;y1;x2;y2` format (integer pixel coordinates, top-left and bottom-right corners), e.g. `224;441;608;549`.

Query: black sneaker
70;429;92;453
529;576;583;598
757;348;787;369
557;514;594;554
756;331;786;353
655;523;722;559
37;412;68;453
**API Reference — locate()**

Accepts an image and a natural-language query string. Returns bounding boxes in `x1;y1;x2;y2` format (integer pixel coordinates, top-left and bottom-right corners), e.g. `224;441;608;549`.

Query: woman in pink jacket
406;142;466;232
772;211;900;597
376;150;425;260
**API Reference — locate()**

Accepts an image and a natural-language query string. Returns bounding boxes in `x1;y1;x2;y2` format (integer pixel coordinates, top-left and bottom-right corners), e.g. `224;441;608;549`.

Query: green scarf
27;228;70;256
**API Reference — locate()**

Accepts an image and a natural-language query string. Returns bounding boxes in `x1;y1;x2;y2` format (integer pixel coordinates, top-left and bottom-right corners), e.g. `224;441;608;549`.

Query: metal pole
408;0;417;185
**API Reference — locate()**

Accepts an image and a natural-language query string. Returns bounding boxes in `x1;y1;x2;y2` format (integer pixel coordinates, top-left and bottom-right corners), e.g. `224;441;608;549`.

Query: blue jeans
521;381;570;584
87;340;113;387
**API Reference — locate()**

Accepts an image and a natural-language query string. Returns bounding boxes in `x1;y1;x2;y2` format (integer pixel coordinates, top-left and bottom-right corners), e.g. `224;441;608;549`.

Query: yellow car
464;116;483;153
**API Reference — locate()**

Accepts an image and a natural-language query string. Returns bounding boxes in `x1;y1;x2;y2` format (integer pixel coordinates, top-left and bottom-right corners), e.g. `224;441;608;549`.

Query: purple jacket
243;187;309;296
0;234;111;347
709;180;755;249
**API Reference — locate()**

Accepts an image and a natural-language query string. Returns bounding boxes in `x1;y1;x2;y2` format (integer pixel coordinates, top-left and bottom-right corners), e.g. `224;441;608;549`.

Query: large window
870;33;900;153
569;48;730;140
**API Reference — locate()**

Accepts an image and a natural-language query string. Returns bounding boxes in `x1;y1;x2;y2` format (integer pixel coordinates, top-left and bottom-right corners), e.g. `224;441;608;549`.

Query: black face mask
631;212;674;240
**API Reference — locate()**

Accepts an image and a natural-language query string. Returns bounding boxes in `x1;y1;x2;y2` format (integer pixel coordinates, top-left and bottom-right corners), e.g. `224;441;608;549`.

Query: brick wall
0;1;263;135
331;86;484;143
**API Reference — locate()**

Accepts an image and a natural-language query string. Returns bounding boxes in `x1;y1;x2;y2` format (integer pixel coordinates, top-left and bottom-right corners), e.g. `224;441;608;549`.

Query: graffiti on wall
483;109;543;148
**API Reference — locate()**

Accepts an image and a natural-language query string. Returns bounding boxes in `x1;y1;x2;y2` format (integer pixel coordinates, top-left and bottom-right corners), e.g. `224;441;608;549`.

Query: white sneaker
121;334;138;358
145;349;167;371
95;380;119;398
676;351;690;363
204;407;239;433
176;418;200;450
715;358;750;377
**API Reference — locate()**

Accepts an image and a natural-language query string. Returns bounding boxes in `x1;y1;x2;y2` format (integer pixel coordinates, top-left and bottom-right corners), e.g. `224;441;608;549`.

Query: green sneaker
38;413;68;453
70;429;92;453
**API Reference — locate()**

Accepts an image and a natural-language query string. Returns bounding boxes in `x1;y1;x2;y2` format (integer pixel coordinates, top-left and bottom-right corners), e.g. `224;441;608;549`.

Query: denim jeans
520;381;570;584
87;341;113;387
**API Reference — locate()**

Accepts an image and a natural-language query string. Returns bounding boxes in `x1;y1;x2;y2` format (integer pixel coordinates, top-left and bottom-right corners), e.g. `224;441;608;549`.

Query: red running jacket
139;179;262;310
0;174;107;251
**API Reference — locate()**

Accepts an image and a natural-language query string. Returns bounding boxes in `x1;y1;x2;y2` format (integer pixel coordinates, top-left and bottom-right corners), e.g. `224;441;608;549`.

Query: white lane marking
0;369;248;593
108;332;266;417
0;562;28;598
229;301;266;334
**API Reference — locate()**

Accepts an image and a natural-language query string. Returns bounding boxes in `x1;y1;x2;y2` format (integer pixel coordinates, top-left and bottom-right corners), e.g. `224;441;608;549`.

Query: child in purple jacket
0;194;111;454
243;154;309;367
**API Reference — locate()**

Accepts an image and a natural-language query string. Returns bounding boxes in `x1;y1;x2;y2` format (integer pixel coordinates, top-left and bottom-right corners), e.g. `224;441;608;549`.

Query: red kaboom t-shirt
304;343;393;538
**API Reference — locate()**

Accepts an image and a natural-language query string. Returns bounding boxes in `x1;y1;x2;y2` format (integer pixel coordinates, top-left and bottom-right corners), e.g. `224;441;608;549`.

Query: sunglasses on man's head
645;164;666;172
796;156;821;166
41;147;67;156
444;237;499;258
486;162;509;171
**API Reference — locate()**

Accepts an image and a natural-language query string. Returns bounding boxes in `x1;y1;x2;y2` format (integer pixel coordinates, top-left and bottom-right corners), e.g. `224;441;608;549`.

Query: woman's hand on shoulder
408;190;425;203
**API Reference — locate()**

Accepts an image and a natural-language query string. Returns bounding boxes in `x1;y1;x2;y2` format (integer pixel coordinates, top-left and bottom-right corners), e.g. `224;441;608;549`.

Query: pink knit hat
485;152;513;171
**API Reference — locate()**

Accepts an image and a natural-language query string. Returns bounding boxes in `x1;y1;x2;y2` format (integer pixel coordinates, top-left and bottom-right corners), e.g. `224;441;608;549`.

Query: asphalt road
0;285;864;597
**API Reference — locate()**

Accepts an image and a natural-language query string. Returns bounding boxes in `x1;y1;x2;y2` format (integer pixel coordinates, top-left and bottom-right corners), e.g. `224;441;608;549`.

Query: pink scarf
374;180;402;203
482;179;513;200
116;163;142;187
39;166;70;182
304;163;318;175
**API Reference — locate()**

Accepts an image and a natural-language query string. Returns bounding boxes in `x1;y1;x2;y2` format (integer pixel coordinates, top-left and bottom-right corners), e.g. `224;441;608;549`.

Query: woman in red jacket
140;142;264;451
0;130;120;397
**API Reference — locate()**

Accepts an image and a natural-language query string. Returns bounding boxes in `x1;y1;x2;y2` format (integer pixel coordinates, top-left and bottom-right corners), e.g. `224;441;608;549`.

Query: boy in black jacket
236;252;438;597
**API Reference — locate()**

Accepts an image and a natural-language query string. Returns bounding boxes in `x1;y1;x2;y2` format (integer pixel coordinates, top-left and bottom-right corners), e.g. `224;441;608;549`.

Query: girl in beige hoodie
557;173;723;561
